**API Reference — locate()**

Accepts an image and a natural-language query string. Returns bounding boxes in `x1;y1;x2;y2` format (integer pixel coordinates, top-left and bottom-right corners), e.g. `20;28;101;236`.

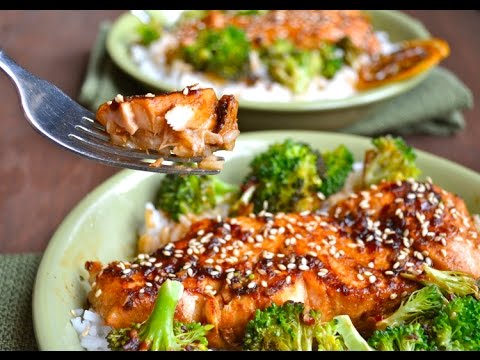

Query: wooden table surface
1;10;479;253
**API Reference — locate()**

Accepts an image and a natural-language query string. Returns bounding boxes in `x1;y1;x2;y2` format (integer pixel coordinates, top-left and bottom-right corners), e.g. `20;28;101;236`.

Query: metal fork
0;49;223;175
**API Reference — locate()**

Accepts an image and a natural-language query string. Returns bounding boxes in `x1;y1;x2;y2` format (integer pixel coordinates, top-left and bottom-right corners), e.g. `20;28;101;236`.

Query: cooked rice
71;309;111;351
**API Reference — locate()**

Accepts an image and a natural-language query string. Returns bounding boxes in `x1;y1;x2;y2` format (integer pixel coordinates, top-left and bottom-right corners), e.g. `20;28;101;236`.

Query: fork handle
0;48;35;91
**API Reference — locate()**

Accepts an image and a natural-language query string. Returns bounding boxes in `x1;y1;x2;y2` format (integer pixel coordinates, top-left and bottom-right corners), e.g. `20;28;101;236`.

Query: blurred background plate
106;10;431;131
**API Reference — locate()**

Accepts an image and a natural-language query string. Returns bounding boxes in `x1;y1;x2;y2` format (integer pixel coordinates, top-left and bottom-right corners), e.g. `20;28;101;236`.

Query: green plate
106;10;431;113
33;131;480;350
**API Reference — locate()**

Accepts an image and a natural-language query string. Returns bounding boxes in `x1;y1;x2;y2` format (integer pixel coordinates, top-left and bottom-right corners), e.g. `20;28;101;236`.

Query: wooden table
1;10;478;253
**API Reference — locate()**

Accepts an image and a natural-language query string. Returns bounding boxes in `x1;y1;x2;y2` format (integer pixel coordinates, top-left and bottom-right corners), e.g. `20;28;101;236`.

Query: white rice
131;30;397;102
71;309;111;351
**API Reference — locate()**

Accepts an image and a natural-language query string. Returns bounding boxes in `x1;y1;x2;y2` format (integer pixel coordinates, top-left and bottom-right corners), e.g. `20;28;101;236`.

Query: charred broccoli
363;135;421;187
243;301;371;351
156;174;237;222
181;25;251;80
236;140;355;214
236;139;322;214
107;280;213;351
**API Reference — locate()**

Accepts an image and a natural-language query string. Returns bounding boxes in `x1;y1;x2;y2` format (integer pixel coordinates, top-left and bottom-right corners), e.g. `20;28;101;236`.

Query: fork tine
68;134;221;175
74;125;110;142
81;116;108;131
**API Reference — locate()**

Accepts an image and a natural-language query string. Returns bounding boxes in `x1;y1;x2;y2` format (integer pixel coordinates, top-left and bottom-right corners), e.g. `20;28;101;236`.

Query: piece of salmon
86;179;480;349
177;10;381;55
95;87;239;158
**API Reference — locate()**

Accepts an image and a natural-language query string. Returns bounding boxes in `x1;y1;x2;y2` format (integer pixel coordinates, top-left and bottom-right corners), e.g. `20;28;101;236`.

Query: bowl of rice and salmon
106;10;449;130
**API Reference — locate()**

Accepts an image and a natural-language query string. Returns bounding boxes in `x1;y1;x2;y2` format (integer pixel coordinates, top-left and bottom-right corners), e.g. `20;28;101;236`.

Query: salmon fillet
177;10;381;55
95;87;239;158
86;179;480;349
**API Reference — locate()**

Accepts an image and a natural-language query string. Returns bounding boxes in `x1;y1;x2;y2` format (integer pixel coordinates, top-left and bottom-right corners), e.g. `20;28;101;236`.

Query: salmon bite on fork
86;180;480;349
95;86;240;170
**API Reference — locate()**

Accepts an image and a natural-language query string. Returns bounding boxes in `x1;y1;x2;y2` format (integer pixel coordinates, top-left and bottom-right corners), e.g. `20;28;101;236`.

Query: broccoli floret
181;25;251;80
261;39;322;94
243;302;371;351
377;286;446;330
318;144;354;197
156;174;237;222
319;315;373;351
402;264;480;299
107;280;213;351
134;11;162;46
319;43;344;79
431;295;480;350
368;323;430;351
237;139;323;214
363;135;421;187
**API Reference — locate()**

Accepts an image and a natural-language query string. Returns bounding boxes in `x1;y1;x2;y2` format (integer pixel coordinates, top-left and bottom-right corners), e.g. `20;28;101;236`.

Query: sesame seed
318;269;329;277
393;262;400;269
115;94;124;103
261;281;268;288
368;262;374;268
441;249;447;257
369;275;377;283
95;289;102;298
405;262;415;268
364;271;373;277
122;269;132;275
299;264;309;271
146;282;152;287
139;288;145;294
285;276;291;284
357;274;365;281
384;271;394;276
287;263;297;270
390;293;398;300
247;282;256;289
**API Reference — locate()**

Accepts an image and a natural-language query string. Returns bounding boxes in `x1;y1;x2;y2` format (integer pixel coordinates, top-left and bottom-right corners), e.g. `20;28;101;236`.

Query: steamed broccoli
181;25;251;80
243;302;371;351
261;39;322;94
431;295;480;350
376;286;446;330
368;323;430;351
402;264;480;299
363;135;421;187
107;280;213;351
318;144;354;197
236;139;323;214
156;174;237;222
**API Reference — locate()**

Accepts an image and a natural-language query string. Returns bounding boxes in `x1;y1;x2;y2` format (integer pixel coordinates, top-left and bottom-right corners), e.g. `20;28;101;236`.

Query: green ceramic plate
33;131;480;350
106;10;431;112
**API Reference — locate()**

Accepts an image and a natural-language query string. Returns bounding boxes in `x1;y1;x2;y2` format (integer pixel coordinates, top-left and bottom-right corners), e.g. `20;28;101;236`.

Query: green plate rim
106;10;432;112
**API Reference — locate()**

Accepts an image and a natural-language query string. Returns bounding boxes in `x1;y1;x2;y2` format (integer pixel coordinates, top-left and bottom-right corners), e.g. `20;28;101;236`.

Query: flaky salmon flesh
86;179;480;349
95;87;240;159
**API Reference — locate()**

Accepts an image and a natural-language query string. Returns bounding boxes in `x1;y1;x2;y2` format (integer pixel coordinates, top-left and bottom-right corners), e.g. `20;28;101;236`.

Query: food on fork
95;86;240;168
